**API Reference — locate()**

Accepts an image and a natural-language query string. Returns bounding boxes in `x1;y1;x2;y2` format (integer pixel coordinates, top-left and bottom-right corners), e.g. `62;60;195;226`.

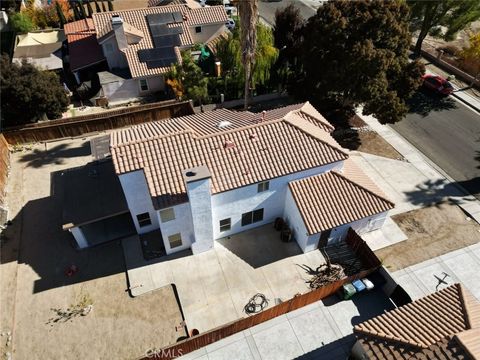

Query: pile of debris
297;263;346;289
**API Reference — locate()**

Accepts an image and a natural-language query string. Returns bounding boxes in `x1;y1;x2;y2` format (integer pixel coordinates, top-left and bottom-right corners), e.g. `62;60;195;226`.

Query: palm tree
238;0;258;109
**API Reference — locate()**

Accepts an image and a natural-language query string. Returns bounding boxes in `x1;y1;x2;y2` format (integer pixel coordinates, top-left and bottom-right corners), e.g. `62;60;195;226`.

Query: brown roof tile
110;102;349;209
355;284;480;360
288;158;394;234
92;5;227;78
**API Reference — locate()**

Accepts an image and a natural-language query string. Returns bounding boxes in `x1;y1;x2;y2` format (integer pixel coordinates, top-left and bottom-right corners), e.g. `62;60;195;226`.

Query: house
12;29;65;71
87;4;228;106
351;283;480;359
64;102;394;254
63;19;107;83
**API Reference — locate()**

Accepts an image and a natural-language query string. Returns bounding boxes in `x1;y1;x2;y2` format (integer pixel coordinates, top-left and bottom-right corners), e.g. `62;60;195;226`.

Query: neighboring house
351;283;480;359
64;19;106;83
12;29;65;71
65;102;394;255
88;4;228;106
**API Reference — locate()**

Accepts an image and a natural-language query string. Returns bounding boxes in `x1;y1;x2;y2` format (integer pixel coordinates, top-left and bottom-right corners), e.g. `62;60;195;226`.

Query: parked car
224;4;237;16
225;18;235;31
421;74;454;96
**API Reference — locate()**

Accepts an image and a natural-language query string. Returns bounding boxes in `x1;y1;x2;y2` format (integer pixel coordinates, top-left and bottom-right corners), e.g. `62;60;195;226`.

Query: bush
8;12;35;34
437;45;460;57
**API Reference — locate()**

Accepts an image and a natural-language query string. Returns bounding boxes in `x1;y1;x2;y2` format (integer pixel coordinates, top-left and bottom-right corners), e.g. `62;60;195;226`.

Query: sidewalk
358;110;480;224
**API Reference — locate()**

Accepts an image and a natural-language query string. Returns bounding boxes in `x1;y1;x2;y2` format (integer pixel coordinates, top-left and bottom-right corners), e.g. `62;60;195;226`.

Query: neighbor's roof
354;283;480;360
92;5;227;78
288;159;394;234
13;30;65;70
110;102;348;209
64;19;105;71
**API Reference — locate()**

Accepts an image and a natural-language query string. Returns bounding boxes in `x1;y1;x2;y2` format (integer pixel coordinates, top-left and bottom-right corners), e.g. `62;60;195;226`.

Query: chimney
261;110;266;122
112;15;127;50
183;166;214;254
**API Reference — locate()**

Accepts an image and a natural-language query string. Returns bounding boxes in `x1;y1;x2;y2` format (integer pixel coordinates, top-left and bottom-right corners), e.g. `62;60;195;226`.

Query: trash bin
352;279;366;293
342;283;356;300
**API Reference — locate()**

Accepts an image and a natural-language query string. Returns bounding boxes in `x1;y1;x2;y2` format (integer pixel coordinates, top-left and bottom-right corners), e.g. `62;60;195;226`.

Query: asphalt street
391;90;480;198
258;0;318;26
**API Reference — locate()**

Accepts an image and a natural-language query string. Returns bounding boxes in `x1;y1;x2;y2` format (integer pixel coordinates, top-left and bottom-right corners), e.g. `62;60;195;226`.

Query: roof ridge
111;127;193;149
194;117;284;140
458;283;480;329
297;102;335;131
283;114;349;157
332;167;394;207
354;328;427;349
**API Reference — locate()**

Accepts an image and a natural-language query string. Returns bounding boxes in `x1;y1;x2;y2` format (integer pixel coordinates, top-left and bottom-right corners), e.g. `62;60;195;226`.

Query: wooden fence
142;230;381;360
0;134;10;207
2;100;194;145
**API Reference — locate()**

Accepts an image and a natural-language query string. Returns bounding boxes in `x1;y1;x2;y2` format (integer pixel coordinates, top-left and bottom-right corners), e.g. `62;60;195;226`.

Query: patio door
318;229;331;249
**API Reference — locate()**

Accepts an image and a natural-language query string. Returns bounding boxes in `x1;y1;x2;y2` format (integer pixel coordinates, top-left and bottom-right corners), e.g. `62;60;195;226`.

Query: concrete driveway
123;224;327;332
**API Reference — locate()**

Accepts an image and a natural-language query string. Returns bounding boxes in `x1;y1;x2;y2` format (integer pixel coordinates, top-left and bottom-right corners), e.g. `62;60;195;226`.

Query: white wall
118;170;160;234
189;24;226;45
211;161;342;240
283;188;312;252
157;202;194;255
69;227;88;249
102;36;129;70
102;76;165;105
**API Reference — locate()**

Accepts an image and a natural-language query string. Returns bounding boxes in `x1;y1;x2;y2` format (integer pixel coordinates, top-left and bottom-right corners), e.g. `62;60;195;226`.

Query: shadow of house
407;89;458;117
18;141;92;168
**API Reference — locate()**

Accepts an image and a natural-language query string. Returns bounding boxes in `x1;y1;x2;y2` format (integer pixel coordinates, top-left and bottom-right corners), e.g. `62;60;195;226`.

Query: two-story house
86;4;228;106
65;102;394;255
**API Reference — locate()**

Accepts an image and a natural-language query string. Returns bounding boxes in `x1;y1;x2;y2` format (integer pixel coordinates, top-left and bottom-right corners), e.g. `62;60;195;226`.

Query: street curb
451;92;480;114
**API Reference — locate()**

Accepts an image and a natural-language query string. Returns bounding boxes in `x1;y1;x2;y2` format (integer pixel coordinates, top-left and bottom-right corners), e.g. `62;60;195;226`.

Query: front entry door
318;229;331;249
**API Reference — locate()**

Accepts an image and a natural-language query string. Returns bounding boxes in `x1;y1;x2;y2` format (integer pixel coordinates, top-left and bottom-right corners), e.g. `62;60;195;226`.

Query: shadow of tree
407;89;457;117
18;141;91;168
404;178;480;207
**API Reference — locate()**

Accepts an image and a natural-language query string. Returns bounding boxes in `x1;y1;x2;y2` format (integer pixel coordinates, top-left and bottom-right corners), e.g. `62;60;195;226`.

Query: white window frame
160;208;175;223
219;218;231;232
241;208;264;226
257;181;270;193
139;78;149;92
136;212;152;227
168;233;182;249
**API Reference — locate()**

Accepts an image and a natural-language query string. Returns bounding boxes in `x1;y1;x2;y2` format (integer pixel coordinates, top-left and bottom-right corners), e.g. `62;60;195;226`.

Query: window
168;233;182;248
241;208;264;226
219;218;231;232
257;181;269;193
139;78;149;91
136;212;152;227
195;26;202;33
160;208;175;223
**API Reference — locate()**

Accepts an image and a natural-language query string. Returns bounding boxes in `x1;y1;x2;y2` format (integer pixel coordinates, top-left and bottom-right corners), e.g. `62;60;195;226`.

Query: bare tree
238;0;258;109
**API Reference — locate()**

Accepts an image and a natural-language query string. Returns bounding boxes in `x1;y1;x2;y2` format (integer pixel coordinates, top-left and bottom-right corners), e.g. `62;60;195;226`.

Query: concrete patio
178;289;395;360
122;224;327;332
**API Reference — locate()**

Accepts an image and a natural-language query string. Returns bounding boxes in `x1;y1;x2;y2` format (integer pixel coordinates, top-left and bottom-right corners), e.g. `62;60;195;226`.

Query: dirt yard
0;137;186;360
376;202;480;271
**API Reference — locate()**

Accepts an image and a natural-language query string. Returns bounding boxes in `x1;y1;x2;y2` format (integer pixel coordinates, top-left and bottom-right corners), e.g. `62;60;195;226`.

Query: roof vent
249;133;256;140
185;171;197;177
261;110;266;122
224;140;235;149
218;120;232;129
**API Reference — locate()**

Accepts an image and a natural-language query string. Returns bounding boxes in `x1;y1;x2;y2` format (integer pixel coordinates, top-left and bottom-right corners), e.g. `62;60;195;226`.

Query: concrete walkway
178;289;394;360
392;242;480;301
358;111;480;224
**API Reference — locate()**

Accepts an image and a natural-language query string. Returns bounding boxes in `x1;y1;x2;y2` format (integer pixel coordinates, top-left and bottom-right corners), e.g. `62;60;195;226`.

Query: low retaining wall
141;229;381;360
2;100;194;145
0;134;10;208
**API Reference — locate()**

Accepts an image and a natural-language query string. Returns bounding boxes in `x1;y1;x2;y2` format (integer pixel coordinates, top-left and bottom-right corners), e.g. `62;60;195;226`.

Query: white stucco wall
211;161;343;240
118;170;159;234
283;188;312;252
69;227;88;249
102;76;165;105
157;202;194;255
102;36;129;70
189;23;226;44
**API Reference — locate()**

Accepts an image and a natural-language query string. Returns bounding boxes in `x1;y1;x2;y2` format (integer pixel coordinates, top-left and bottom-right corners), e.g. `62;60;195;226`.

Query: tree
408;0;480;56
9;12;35;34
0;56;69;127
238;0;258;109
273;4;304;67
166;51;209;105
460;31;480;79
296;0;424;124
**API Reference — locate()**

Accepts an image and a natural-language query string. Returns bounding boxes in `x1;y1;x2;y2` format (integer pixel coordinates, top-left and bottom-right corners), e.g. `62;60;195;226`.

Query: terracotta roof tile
110;102;349;209
92;5;227;78
355;284;480;360
288;158;394;234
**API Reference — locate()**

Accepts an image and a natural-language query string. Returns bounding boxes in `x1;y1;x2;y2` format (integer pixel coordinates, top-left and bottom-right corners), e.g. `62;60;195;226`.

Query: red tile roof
92;4;227;78
110;102;349;209
288;159;394;234
64;19;105;71
354;284;480;360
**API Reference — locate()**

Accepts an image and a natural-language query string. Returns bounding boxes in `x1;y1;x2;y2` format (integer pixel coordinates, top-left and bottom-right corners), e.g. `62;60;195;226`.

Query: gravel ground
0;137;186;360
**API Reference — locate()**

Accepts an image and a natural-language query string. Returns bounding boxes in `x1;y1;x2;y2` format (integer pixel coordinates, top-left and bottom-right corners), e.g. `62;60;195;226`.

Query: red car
421;74;454;95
